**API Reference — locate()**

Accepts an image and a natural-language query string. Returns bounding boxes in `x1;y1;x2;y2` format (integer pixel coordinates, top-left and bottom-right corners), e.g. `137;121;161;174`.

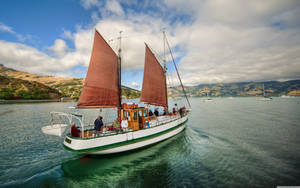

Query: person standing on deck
121;116;128;132
94;116;103;136
149;109;153;116
163;109;167;116
154;108;159;116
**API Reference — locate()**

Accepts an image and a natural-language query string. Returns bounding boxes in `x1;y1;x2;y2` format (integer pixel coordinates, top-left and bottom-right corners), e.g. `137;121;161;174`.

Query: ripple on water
1;99;300;187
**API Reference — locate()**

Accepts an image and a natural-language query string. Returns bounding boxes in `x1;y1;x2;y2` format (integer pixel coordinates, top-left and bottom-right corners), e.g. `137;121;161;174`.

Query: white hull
63;115;188;155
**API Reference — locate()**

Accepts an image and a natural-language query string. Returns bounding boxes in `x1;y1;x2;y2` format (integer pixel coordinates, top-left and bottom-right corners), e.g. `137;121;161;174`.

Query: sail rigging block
77;30;120;108
140;45;168;107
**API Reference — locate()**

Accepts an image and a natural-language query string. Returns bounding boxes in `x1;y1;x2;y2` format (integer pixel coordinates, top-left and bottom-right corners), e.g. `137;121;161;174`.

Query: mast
263;83;265;97
163;31;168;111
163;31;167;71
118;31;122;108
164;34;191;109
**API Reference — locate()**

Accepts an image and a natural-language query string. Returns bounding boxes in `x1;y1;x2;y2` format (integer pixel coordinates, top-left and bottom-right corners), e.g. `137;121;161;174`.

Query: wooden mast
163;31;168;112
118;31;122;118
118;31;122;108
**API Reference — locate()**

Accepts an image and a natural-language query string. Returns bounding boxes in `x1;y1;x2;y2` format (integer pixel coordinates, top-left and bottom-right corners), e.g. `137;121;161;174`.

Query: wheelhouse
121;105;150;131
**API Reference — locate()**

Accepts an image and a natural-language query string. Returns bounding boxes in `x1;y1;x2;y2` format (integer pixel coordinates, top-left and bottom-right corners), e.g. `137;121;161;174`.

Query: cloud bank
0;0;300;84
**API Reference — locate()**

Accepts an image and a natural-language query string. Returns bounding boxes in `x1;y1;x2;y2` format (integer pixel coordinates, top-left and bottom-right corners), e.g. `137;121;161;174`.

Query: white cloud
48;39;69;57
0;22;14;33
164;0;300;26
0;40;62;75
80;0;100;9
130;81;140;89
91;11;101;23
0;22;28;42
61;29;73;41
173;23;300;84
0;38;87;77
105;0;124;16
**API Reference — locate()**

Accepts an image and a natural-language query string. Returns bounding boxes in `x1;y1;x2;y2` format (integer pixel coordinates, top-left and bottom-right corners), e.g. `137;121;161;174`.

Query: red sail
77;30;120;108
140;45;168;107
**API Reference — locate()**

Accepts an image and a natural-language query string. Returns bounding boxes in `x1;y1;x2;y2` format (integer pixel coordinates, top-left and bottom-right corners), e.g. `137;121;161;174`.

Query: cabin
121;103;149;131
76;103;151;138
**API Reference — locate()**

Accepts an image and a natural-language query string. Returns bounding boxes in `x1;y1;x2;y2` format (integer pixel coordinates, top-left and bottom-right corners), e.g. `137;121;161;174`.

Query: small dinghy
42;112;82;137
42;124;68;137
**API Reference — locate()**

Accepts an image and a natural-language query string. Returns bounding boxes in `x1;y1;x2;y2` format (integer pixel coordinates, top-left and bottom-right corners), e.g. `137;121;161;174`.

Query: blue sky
0;1;89;46
1;0;300;89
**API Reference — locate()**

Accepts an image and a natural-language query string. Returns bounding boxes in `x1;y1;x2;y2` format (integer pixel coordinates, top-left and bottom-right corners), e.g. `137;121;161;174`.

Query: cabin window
144;110;148;117
127;112;131;121
139;110;142;118
133;111;137;121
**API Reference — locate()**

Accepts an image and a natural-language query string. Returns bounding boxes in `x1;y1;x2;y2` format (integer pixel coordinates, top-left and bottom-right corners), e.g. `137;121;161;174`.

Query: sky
0;0;300;89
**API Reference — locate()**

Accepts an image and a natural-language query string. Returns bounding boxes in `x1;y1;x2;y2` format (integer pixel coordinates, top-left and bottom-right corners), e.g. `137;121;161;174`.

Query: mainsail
77;30;120;108
140;44;168;108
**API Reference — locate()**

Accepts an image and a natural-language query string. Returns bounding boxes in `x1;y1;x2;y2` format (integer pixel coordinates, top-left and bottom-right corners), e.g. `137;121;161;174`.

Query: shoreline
0;98;75;104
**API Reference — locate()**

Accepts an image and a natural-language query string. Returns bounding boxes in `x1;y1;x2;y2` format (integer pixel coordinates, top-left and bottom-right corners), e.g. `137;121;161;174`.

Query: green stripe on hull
63;118;188;153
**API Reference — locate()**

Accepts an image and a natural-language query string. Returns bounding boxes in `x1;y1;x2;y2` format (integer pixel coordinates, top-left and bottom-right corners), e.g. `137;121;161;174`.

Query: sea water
0;97;300;187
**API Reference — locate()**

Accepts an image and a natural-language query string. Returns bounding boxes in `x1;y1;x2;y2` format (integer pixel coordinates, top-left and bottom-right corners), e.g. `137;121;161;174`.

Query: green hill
0;64;140;100
0;75;61;100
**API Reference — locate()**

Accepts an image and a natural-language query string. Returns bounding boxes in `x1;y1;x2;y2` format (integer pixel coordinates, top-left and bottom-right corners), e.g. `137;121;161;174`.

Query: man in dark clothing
163;109;166;116
94;116;103;136
154;109;159;116
179;107;183;117
149;110;153;116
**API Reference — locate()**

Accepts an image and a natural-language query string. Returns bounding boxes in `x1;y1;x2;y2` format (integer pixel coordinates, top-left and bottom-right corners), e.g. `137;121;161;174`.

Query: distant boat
280;95;294;98
260;83;272;101
203;92;213;102
227;97;234;100
42;30;191;155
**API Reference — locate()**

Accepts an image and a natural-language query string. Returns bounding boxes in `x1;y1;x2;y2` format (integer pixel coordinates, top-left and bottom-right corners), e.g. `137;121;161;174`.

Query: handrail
50;111;84;137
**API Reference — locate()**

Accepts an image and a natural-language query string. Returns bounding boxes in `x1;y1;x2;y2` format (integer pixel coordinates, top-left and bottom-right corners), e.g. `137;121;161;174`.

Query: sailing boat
260;83;272;101
42;30;191;155
203;92;213;102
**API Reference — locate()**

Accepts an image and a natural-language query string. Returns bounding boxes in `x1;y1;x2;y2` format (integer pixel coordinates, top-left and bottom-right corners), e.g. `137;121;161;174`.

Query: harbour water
0;97;300;187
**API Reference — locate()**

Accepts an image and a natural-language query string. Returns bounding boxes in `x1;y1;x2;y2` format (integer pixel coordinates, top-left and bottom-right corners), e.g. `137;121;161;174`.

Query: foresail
77;30;120;108
140;44;168;108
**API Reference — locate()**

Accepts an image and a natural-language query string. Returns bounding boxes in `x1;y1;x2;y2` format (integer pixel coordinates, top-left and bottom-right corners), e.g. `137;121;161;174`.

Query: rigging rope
165;37;192;109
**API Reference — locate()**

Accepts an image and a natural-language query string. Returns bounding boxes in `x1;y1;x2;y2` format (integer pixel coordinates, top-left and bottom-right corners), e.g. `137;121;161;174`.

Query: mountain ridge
168;80;300;97
0;64;140;100
1;64;299;99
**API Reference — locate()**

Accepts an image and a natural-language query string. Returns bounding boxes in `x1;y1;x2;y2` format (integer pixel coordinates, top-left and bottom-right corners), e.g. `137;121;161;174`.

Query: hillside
1;64;299;99
0;75;61;99
168;80;300;97
0;64;140;100
0;64;84;99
